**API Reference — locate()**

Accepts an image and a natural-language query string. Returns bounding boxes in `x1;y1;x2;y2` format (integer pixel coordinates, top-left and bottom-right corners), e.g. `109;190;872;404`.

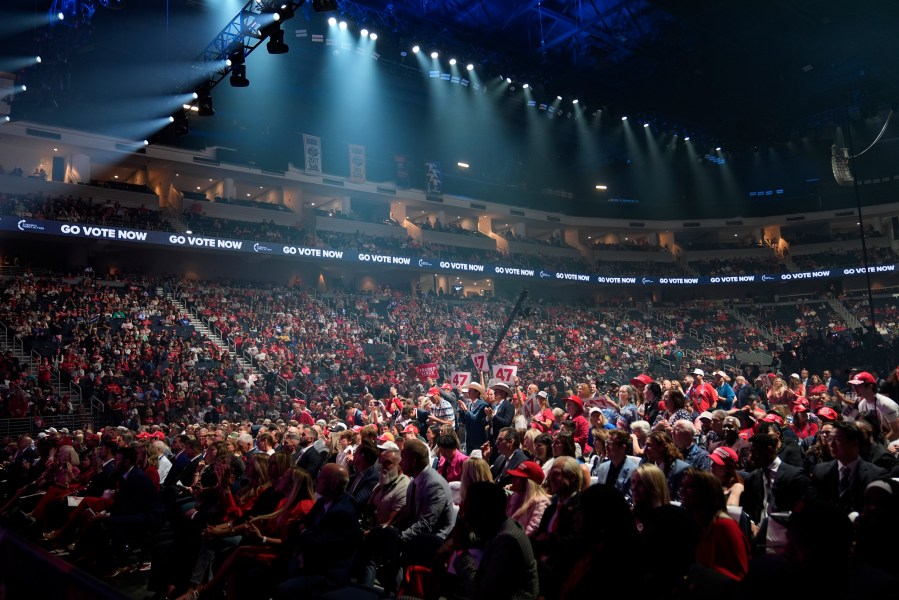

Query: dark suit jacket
741;462;814;524
165;454;202;489
348;465;379;511
296;446;325;480
812;458;888;513
296;493;362;583
459;398;489;451
82;458;118;497
531;492;581;566
489;400;515;445
398;467;456;541
109;467;163;527
455;519;539;600
492;448;527;486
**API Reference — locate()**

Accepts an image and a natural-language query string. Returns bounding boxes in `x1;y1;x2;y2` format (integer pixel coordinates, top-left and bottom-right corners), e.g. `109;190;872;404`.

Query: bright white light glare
430;51;438;58
183;104;192;110
192;92;199;99
143;140;149;146
505;77;511;83
339;21;347;30
457;162;470;169
361;29;368;37
57;12;64;20
328;17;337;26
20;85;26;92
273;13;280;21
684;136;690;141
466;63;473;71
190;106;199;112
643;122;650;128
412;45;420;53
595;185;608;190
621;116;628;121
449;58;457;65
370;33;377;40
35;56;42;64
169;116;175;123
3;116;10;122
226;59;232;67
716;146;722;151
572;99;579;104
522;83;529;89
556;95;562;100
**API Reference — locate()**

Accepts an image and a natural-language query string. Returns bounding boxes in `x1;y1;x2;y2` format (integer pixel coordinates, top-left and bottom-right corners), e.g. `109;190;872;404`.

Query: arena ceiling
2;1;898;219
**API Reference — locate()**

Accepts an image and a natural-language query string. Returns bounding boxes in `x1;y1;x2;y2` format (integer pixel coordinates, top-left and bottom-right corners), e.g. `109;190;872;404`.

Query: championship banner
425;160;442;194
470;352;488;373
491;364;518;383
349;144;366;182
450;371;471;389
303;134;322;175
416;362;439;382
395;154;409;188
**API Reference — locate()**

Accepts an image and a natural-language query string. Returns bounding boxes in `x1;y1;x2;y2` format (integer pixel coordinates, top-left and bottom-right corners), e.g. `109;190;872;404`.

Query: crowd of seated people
1;193;171;231
181;211;306;244
2;349;899;598
791;247;898;271
417;218;489;238
689;256;788;276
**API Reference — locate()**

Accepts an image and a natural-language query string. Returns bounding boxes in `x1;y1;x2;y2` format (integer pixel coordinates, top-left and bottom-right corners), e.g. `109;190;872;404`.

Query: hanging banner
425;160;442;194
416;362;439;382
303;134;322;175
471;352;488;373
491;364;518;383
349;144;366;182
395;154;409;188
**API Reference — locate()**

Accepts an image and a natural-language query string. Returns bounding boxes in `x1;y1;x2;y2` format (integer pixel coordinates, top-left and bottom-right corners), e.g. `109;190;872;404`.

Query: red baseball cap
816;407;840;422
710;446;738;467
376;432;395;443
630;374;653;388
506;460;545;485
428;387;441;396
848;371;876;385
565;395;584;410
762;413;784;425
402;424;420;435
441;383;453;390
791;401;809;414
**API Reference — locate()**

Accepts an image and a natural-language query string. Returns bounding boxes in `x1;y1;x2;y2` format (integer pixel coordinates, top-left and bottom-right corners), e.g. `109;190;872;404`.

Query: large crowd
1;361;898;599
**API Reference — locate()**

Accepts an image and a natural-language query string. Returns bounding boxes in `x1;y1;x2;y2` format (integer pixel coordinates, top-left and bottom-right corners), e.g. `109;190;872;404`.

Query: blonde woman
631;464;670;532
505;461;551;536
767;377;795;407
459;457;493;505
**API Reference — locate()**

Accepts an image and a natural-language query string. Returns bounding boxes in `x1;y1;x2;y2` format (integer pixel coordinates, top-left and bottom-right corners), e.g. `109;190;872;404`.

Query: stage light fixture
621;116;627;121
643;122;649;128
35;56;42;64
572;99;578;104
361;28;368;37
716;146;722;151
370;33;377;40
449;58;456;65
339;21;347;30
328;17;337;26
684;136;690;141
522;83;529;89
266;28;289;54
466;63;473;71
229;48;249;87
412;45;420;53
556;95;562;100
430;51;438;58
197;85;214;116
505;77;511;83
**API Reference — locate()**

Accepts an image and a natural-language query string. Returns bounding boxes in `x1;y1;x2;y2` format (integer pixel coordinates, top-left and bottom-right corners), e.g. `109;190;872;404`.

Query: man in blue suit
457;382;489;453
486;381;515;449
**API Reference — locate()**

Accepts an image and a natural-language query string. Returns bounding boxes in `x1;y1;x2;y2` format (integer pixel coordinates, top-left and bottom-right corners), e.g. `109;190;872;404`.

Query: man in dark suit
273;463;362;599
396;439;456;542
741;433;814;551
531;455;582;597
457;382;489;453
812;420;888;514
347;443;380;512
488;427;527;485
295;425;325;480
485;381;515;447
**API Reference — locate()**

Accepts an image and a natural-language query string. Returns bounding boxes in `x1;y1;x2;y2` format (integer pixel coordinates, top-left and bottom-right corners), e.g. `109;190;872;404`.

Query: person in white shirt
849;371;899;442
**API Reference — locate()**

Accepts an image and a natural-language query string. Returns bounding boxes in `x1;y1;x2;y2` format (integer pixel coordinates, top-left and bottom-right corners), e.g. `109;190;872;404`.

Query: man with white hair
672;419;711;471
